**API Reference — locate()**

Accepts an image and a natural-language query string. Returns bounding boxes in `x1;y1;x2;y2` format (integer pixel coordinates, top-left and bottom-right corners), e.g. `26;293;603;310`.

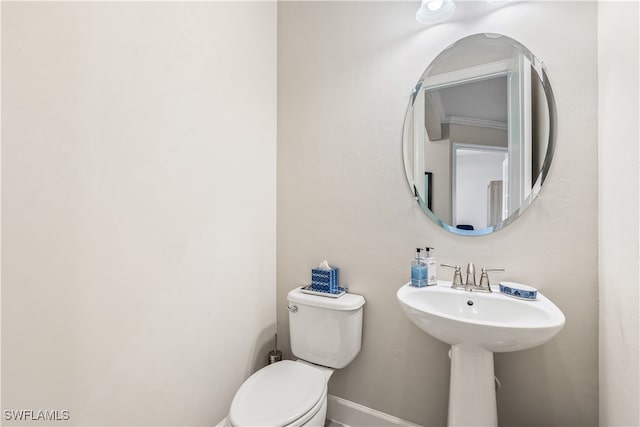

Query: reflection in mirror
403;33;556;236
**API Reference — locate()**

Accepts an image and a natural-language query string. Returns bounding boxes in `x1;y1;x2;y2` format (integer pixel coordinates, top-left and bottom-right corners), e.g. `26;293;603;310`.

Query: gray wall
2;3;276;425
277;2;598;426
597;1;640;425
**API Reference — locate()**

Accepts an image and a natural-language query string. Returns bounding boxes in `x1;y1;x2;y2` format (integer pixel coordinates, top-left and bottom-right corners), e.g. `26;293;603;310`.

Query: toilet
228;287;365;427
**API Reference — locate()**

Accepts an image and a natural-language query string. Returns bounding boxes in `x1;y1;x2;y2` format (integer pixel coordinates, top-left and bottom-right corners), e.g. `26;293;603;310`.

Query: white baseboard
327;394;423;427
216;394;422;427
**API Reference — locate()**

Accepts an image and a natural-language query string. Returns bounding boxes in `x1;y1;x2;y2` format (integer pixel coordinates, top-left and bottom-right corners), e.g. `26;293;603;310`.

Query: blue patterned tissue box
311;268;339;293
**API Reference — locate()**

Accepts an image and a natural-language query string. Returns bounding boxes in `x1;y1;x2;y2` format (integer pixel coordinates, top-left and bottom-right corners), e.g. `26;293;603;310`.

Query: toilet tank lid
287;287;365;311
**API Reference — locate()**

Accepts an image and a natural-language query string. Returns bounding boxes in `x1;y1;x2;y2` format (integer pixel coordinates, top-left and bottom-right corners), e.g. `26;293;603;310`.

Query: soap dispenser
425;247;437;286
411;248;428;287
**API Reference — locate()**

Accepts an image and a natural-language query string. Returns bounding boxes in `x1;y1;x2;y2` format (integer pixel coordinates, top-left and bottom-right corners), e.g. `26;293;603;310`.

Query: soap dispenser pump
411;248;428;287
425;247;437;286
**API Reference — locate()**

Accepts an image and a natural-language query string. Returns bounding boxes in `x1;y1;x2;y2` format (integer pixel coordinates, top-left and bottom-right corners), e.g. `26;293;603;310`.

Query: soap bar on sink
499;282;538;300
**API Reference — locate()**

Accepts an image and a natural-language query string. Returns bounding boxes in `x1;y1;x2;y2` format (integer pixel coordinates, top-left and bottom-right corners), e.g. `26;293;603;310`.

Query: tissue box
311;268;339;293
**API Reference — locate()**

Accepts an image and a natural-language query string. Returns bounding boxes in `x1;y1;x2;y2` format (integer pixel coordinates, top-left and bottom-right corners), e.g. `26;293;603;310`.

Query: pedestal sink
397;281;565;427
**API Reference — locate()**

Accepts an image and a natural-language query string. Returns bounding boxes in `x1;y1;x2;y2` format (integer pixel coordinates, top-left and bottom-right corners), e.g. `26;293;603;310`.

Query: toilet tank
287;287;365;369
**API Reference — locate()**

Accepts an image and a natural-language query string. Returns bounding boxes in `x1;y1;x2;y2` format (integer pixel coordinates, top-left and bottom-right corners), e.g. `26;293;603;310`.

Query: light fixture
416;0;456;24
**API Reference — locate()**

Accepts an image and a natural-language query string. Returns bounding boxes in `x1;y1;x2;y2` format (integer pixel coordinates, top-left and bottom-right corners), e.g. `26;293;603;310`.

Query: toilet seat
229;360;327;427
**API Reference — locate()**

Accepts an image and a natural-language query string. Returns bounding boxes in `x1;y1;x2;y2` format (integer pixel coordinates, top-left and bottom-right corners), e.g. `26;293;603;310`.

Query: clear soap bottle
411;248;428;287
425;247;437;286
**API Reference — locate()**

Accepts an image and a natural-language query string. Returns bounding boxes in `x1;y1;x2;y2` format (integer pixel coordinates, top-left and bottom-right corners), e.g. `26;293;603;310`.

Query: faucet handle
441;264;464;288
479;267;505;291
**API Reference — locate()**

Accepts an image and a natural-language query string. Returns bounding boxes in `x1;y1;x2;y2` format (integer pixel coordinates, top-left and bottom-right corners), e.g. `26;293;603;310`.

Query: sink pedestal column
448;345;497;427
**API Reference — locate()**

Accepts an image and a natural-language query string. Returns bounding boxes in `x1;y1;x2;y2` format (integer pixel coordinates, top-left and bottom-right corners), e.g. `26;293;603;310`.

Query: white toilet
228;286;365;427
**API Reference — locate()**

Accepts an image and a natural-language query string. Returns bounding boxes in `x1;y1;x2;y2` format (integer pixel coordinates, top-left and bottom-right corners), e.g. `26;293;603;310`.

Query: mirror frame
402;33;557;236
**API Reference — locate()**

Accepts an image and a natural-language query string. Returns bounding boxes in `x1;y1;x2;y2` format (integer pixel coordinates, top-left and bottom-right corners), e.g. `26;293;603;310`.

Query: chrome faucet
478;267;505;292
441;264;465;290
441;263;504;292
466;263;477;287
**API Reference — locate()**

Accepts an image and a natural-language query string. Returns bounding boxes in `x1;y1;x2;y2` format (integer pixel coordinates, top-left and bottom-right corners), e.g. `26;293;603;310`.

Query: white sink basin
397;281;566;426
397;282;565;352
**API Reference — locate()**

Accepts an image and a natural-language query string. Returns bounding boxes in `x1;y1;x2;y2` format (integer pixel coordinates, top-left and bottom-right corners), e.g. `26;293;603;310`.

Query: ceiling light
427;0;444;11
416;0;456;24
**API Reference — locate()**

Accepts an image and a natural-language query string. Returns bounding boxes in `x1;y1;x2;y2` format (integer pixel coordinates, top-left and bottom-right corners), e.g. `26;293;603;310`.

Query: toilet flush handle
287;305;298;313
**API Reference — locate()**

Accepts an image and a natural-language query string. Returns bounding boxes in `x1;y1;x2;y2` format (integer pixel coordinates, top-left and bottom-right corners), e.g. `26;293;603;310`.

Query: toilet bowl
229;360;332;427
228;287;365;427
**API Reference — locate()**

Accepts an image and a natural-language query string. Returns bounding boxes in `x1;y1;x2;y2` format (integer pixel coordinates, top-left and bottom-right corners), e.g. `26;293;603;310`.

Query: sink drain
467;300;474;306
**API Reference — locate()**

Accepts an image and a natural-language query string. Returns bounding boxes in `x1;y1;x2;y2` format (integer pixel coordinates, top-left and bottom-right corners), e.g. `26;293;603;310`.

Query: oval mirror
403;33;556;236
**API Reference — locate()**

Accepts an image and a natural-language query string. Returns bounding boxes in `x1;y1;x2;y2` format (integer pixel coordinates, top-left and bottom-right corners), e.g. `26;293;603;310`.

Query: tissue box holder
311;268;339;293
